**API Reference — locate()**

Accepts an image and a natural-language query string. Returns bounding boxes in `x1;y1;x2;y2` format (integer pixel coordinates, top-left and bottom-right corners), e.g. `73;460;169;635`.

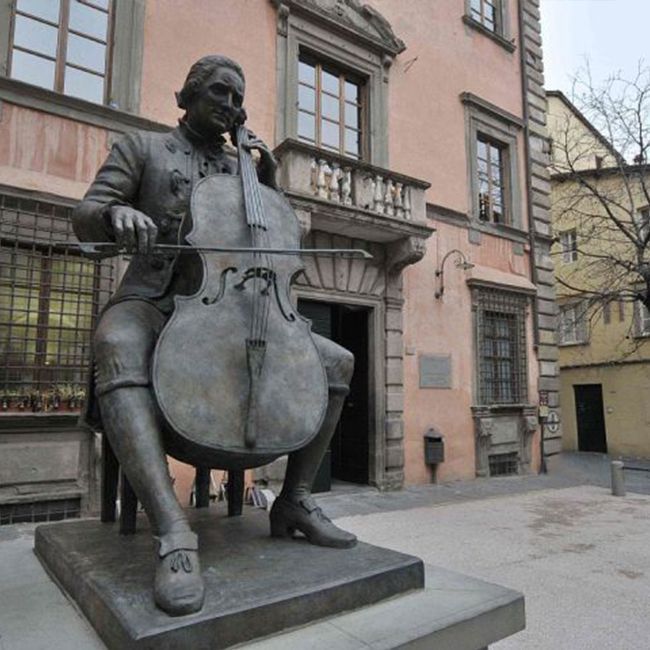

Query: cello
152;124;330;470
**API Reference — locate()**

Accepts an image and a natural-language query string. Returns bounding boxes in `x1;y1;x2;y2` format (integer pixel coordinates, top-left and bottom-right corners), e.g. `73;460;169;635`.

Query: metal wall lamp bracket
434;249;475;299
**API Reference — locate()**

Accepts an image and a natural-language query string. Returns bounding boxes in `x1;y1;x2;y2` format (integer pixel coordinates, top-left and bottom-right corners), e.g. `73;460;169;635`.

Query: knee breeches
93;301;167;396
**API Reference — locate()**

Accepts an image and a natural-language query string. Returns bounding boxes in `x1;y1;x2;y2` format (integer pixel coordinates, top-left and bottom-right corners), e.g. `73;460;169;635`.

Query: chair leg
194;467;211;508
119;470;138;535
101;433;119;523
227;470;245;517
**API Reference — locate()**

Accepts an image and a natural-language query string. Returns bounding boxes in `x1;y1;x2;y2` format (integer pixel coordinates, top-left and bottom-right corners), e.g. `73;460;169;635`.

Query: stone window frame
0;0;146;119
274;6;390;167
462;0;515;53
559;228;578;263
6;0;114;105
470;281;532;407
633;299;650;338
558;300;589;346
463;92;524;236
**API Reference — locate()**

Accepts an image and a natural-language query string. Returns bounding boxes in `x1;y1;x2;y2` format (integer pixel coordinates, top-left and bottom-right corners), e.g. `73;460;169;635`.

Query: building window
489;452;518;477
8;0;112;104
477;135;507;223
635;207;650;243
463;94;522;229
477;288;528;405
560;229;578;263
603;300;611;325
0;193;114;413
297;56;363;159
634;301;650;337
559;302;588;345
470;0;500;33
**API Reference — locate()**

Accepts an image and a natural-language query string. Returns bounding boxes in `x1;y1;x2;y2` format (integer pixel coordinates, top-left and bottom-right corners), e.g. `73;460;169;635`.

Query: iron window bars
477;288;528;405
0;192;114;413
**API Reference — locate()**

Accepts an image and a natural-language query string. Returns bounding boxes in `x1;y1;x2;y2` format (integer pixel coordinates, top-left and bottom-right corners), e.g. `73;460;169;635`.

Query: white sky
540;0;650;95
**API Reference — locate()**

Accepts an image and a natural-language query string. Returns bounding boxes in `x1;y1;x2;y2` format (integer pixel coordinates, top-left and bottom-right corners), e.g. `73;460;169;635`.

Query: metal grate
0;497;81;525
0;193;114;413
489;452;519;477
477;288;528;405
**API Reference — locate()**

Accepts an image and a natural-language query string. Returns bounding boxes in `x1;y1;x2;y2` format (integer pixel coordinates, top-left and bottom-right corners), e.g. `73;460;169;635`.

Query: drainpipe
518;0;540;349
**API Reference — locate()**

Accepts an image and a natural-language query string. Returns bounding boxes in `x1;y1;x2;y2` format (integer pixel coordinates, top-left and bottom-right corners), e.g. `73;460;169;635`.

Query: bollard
611;460;626;497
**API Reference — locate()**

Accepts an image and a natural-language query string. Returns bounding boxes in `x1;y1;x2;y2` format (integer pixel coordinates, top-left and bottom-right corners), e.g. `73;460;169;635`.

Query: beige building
548;91;650;458
0;0;558;522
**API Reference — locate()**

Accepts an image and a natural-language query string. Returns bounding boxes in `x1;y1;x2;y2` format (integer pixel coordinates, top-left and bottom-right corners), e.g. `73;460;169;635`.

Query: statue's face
185;66;245;137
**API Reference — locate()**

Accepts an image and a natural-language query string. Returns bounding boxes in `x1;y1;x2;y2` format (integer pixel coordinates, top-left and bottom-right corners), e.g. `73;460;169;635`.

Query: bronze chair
100;434;246;534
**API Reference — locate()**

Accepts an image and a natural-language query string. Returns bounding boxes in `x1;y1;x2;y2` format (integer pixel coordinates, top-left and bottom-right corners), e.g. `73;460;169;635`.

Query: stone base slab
245;564;525;649
34;508;424;649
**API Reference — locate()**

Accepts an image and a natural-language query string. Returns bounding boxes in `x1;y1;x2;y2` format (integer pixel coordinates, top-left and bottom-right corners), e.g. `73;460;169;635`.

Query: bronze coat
72;125;237;306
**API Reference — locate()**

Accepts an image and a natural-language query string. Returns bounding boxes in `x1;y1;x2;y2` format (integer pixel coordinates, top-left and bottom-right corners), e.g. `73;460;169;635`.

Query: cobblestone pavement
1;452;649;649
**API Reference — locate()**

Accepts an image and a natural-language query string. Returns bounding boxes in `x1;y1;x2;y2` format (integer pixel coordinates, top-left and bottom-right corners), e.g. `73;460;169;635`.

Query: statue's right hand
109;206;158;254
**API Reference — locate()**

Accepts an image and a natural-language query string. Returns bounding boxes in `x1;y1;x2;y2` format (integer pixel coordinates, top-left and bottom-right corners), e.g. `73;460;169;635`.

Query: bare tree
550;63;650;326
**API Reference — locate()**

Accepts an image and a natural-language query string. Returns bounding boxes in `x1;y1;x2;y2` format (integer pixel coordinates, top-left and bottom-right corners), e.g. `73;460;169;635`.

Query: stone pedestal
35;508;423;649
246;564;525;649
35;508;524;649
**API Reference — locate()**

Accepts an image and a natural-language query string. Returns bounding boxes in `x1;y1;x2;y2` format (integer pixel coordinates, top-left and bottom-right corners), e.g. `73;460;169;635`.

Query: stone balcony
274;139;433;258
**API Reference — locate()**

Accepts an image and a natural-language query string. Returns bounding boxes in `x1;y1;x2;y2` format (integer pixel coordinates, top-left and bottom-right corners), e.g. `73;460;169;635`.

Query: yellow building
548;91;650;458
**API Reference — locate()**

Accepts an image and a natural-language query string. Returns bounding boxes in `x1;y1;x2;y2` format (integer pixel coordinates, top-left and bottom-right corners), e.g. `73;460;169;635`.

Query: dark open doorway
574;384;608;453
297;299;370;489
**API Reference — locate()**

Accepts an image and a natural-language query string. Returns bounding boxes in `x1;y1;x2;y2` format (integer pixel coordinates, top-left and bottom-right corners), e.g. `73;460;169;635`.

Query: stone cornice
271;0;406;57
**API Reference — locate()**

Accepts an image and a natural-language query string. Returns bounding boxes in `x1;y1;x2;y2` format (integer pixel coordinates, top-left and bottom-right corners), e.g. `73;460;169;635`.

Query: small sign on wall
419;355;452;389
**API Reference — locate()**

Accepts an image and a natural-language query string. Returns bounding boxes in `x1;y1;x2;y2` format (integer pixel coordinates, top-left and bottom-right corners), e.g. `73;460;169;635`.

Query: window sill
474;218;529;244
558;340;589;347
462;15;516;53
0;413;83;431
471;403;536;413
0;76;170;134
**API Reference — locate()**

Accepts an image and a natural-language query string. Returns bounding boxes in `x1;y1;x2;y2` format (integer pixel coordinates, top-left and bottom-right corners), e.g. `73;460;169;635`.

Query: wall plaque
419;355;452;389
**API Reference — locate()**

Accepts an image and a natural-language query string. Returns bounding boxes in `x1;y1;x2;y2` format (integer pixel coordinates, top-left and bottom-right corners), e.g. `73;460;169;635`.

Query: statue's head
177;55;246;138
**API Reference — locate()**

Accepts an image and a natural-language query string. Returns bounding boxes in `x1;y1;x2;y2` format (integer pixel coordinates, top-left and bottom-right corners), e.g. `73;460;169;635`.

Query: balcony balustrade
274;139;429;227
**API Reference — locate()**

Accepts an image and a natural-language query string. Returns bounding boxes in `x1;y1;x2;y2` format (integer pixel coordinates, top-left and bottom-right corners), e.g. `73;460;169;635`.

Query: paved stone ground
1;452;649;649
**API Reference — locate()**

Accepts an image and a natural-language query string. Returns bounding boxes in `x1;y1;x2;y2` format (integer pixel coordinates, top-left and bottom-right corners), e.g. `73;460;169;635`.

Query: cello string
240;129;261;342
245;144;272;342
251;178;271;341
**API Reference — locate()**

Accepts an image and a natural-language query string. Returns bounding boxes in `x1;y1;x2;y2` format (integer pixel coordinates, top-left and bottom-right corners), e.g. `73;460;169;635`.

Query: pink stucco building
0;0;558;521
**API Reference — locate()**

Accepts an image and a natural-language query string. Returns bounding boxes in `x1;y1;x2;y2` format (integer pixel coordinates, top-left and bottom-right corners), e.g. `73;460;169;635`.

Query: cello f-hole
202;266;238;305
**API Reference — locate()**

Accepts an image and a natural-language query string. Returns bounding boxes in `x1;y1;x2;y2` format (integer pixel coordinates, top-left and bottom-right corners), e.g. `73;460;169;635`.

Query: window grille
477;288;528;405
0;497;81;525
9;0;113;104
0;193;114;413
297;55;363;159
489;452;518;477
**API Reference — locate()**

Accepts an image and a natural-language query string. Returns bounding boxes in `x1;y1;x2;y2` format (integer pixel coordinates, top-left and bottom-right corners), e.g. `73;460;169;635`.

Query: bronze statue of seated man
73;55;356;617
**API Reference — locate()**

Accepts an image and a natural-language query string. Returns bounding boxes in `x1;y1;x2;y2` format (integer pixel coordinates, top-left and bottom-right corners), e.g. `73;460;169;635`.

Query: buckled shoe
153;530;205;616
270;496;357;548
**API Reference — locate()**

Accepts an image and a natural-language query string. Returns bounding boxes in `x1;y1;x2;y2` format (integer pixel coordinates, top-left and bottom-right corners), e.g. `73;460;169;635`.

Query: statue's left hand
244;133;278;188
